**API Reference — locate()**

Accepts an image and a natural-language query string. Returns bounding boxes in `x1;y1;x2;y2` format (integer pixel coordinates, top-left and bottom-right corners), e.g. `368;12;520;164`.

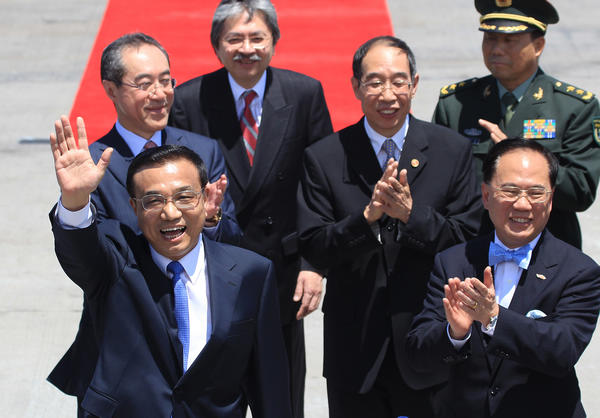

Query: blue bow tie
488;241;530;269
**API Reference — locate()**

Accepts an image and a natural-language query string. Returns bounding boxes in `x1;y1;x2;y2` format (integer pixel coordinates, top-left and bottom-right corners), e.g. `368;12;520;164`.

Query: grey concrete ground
1;0;599;416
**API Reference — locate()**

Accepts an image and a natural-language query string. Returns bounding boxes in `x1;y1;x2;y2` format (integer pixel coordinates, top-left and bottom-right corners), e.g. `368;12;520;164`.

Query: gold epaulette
439;78;479;97
553;80;596;102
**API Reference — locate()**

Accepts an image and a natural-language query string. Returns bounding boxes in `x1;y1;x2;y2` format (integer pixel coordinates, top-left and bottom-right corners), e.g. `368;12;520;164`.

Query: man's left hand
479;119;508;144
379;167;412;223
204;174;227;223
457;266;499;327
293;270;323;320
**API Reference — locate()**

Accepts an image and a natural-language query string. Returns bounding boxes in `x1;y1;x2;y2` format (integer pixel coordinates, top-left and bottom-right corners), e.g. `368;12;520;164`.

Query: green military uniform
433;70;600;249
433;0;600;249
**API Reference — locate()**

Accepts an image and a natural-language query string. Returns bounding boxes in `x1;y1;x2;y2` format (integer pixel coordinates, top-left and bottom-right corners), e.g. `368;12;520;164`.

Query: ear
351;77;361;100
533;36;545;59
481;182;491;210
129;197;138;214
102;79;118;102
410;73;420;98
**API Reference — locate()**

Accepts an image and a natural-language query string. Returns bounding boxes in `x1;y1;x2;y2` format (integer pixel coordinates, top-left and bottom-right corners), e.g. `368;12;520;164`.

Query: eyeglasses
132;190;203;212
120;77;176;96
491;185;552;204
223;34;271;50
361;79;413;96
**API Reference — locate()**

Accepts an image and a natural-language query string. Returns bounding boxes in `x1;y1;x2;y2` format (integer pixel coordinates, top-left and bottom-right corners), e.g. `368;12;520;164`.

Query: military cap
476;0;559;34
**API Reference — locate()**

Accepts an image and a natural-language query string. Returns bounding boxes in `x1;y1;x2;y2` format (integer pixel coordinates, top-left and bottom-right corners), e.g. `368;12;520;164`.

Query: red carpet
69;0;393;142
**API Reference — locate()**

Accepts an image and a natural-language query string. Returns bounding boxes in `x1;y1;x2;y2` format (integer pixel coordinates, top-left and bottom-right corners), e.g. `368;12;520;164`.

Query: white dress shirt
56;199;212;372
115;120;162;156
364;115;409;169
228;71;267;127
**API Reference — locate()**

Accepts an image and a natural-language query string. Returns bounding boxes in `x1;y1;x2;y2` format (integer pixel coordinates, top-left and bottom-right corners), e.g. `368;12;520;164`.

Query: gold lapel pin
411;159;419;168
536;273;547;280
483;85;492;98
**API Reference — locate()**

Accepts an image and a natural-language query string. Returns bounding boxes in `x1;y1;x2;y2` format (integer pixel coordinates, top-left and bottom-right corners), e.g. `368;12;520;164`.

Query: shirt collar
363;114;410;154
497;70;537;103
150;237;204;284
228;71;267;103
115;120;162;157
493;232;541;270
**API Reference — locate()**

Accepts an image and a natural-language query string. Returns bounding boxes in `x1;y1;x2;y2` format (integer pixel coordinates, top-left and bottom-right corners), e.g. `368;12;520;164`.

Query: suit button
490;386;500;396
443;355;455;363
276;172;285;181
265;216;274;226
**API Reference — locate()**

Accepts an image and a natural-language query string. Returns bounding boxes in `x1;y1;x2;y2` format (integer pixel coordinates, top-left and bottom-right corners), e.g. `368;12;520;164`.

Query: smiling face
130;158;206;260
102;43;173;139
351;43;418;138
483;149;553;249
214;10;274;89
482;31;545;91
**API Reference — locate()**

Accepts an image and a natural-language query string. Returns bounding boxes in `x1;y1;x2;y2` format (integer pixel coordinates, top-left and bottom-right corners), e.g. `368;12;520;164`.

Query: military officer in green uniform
433;0;600;249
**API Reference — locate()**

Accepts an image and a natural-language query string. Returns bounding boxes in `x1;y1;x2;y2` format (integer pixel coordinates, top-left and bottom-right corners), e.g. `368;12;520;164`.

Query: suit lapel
340;119;382;194
98;126;135;188
506;69;548;134
508;231;557;315
162;126;184;146
202;68;251;195
128;232;182;384
398;117;429;185
242;68;291;210
180;238;243;384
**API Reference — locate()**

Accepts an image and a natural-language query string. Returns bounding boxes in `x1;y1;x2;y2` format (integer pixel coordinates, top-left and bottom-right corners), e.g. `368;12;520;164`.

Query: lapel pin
411;159;419;168
533;87;544;100
483;85;492;98
536;273;547;280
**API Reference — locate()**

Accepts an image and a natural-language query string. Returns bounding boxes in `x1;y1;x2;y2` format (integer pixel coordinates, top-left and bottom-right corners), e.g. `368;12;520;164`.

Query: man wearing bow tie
406;138;600;417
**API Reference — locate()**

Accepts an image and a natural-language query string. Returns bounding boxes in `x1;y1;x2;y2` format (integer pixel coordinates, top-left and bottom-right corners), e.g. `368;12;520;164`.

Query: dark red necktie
240;90;259;165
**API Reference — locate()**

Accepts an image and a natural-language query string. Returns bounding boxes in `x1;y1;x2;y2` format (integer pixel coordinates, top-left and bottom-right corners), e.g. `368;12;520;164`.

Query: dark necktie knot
167;260;184;281
143;140;157;150
242;90;257;106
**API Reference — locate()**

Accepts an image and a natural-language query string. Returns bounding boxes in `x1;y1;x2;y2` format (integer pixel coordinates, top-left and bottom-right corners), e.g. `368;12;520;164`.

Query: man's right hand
364;159;398;224
50;115;112;211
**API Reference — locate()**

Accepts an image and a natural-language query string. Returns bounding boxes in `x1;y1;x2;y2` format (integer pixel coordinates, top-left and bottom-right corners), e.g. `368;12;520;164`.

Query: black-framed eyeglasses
491;185;552;204
132;190;203;212
361;79;413;96
120;77;176;96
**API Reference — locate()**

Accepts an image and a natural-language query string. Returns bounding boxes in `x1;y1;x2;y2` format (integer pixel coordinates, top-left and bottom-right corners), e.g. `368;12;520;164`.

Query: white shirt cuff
447;323;471;350
56;197;94;229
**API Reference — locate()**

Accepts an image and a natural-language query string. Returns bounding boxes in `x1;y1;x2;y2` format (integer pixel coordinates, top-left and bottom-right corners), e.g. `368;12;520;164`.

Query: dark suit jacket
297;117;482;392
51;212;291;418
47;125;242;399
433;69;600;248
170;67;333;323
405;231;600;418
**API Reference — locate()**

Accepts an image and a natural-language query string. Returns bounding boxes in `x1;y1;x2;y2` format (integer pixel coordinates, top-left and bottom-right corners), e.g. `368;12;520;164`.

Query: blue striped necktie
167;261;189;372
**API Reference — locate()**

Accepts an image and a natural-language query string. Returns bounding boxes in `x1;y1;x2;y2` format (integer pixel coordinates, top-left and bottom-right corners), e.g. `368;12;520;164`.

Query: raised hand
378;167;412;223
457;266;499;327
443;277;473;339
478;118;508;144
50;115;112;210
204;174;227;221
364;159;398;224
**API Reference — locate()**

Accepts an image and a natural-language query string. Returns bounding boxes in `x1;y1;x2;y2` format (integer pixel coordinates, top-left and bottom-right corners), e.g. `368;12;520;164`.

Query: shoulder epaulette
439;78;479;97
553;80;596;103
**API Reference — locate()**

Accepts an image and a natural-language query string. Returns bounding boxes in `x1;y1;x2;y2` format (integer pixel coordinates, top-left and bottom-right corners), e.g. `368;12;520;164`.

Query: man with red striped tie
169;1;333;416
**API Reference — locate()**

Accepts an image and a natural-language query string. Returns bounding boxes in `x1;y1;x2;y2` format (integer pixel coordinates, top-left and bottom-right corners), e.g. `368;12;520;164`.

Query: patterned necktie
143;140;157;150
382;139;396;168
488;241;530;269
240;90;259;165
167;261;189;372
501;92;518;126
